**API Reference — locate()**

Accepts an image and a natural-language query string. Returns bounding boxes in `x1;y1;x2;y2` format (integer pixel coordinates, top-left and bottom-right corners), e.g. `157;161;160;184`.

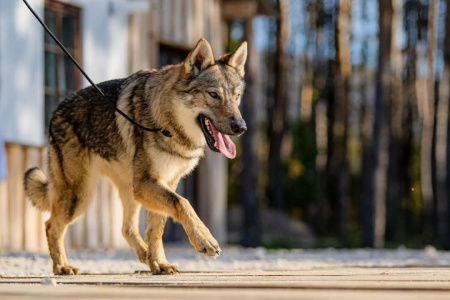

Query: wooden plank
85;181;100;249
203;0;211;41
148;0;160;69
149;0;161;37
128;13;139;73
4;268;450;297
2;284;450;300
38;147;48;251
69;214;86;250
210;0;218;52
99;178;111;248
129;12;151;72
196;152;227;244
0;143;10;250
222;1;258;19
0;180;8;250
6;145;24;250
209;0;219;50
172;0;182;43
212;0;224;55
185;0;195;45
110;184;126;248
194;0;205;41
160;0;171;39
37;211;50;252
23;147;41;251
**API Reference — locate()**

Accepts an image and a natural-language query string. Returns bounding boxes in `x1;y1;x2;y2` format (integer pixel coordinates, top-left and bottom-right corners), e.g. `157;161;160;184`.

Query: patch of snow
1;246;450;277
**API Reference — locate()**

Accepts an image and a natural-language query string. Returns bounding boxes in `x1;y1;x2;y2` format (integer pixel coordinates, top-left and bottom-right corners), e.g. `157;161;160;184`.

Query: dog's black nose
231;119;247;135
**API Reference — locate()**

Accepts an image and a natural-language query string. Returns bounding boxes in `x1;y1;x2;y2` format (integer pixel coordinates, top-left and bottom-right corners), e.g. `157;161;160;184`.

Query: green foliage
283;119;319;212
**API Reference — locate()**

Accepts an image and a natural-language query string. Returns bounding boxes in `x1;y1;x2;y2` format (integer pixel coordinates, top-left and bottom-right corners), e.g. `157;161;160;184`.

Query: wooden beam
23;147;41;251
222;1;257;19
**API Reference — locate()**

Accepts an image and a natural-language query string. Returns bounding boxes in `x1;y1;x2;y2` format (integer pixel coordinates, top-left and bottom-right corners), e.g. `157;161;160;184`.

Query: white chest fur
149;150;200;186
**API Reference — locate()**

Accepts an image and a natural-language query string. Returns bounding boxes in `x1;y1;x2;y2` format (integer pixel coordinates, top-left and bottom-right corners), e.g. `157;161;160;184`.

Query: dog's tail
24;167;50;211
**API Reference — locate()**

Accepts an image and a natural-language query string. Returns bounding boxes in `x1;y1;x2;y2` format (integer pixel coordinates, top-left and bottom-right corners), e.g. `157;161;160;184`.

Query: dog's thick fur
24;38;247;275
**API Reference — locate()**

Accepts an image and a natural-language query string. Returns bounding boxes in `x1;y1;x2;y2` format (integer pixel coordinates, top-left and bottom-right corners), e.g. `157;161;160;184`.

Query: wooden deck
1;267;450;299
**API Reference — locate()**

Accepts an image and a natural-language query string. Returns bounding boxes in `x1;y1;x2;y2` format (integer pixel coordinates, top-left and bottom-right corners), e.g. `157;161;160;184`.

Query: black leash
23;0;172;138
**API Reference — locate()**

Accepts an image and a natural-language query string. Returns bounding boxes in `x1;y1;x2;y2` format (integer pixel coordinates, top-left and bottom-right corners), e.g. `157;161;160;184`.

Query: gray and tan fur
24;38;247;275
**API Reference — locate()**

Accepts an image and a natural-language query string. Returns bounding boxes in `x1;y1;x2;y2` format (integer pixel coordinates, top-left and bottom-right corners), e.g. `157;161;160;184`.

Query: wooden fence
0;143;128;252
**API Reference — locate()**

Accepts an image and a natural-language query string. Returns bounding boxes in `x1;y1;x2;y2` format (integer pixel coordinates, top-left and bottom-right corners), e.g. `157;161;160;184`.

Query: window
44;0;81;130
159;44;189;67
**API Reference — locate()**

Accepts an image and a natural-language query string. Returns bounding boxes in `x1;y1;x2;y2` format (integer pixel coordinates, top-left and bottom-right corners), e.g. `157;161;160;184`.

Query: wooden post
0;168;9;250
240;17;260;247
85;181;100;249
6;145;24;250
23;147;41;251
197;153;228;244
99;178;112;248
38;147;49;251
194;0;227;244
110;185;126;248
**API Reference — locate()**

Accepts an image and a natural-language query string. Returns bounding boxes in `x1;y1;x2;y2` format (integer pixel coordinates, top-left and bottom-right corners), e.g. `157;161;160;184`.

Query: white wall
0;0;45;146
68;0;129;86
0;0;130;146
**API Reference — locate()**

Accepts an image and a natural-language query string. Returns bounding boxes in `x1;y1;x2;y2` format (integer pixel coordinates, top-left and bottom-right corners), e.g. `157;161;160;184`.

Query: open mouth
198;115;236;159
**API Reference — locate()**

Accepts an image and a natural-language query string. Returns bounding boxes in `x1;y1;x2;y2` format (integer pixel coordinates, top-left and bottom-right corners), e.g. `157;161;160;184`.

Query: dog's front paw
136;246;149;264
54;264;80;275
190;226;221;258
149;260;179;275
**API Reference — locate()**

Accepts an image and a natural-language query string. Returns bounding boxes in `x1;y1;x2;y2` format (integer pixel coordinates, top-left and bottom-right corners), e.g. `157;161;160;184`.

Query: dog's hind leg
45;213;79;275
145;210;178;274
45;146;99;275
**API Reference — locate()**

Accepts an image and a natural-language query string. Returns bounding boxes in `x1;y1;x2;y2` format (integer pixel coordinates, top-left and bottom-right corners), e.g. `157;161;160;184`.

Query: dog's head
176;38;247;159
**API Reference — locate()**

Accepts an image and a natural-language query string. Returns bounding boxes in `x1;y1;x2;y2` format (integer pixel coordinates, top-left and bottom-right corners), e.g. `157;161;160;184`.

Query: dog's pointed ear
182;38;215;78
219;41;247;77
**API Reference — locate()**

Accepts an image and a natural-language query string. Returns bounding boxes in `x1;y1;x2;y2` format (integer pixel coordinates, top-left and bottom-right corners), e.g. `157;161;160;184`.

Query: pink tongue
208;122;236;159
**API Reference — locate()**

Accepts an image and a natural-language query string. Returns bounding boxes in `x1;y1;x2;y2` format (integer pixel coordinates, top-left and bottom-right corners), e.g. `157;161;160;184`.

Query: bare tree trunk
446;0;450;249
417;0;438;239
401;0;420;238
435;0;450;249
267;0;290;210
361;0;392;248
328;0;351;238
240;18;260;247
308;1;332;233
386;0;404;242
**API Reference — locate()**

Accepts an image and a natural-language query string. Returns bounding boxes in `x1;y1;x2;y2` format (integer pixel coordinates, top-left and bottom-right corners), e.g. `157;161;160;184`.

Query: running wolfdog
24;38;247;275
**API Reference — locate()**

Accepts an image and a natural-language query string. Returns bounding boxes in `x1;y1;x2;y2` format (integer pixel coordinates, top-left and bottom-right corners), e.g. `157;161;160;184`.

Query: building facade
0;0;227;251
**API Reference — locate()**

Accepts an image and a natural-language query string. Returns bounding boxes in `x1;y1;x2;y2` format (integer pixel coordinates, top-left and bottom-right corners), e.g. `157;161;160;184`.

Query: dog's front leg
145;210;179;274
134;178;221;259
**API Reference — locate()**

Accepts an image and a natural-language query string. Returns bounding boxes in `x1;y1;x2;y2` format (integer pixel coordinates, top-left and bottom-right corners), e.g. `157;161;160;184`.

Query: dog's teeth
214;142;217;147
205;119;209;125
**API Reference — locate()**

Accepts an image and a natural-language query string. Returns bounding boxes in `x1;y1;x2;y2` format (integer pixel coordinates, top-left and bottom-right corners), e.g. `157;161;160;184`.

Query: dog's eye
208;92;220;99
